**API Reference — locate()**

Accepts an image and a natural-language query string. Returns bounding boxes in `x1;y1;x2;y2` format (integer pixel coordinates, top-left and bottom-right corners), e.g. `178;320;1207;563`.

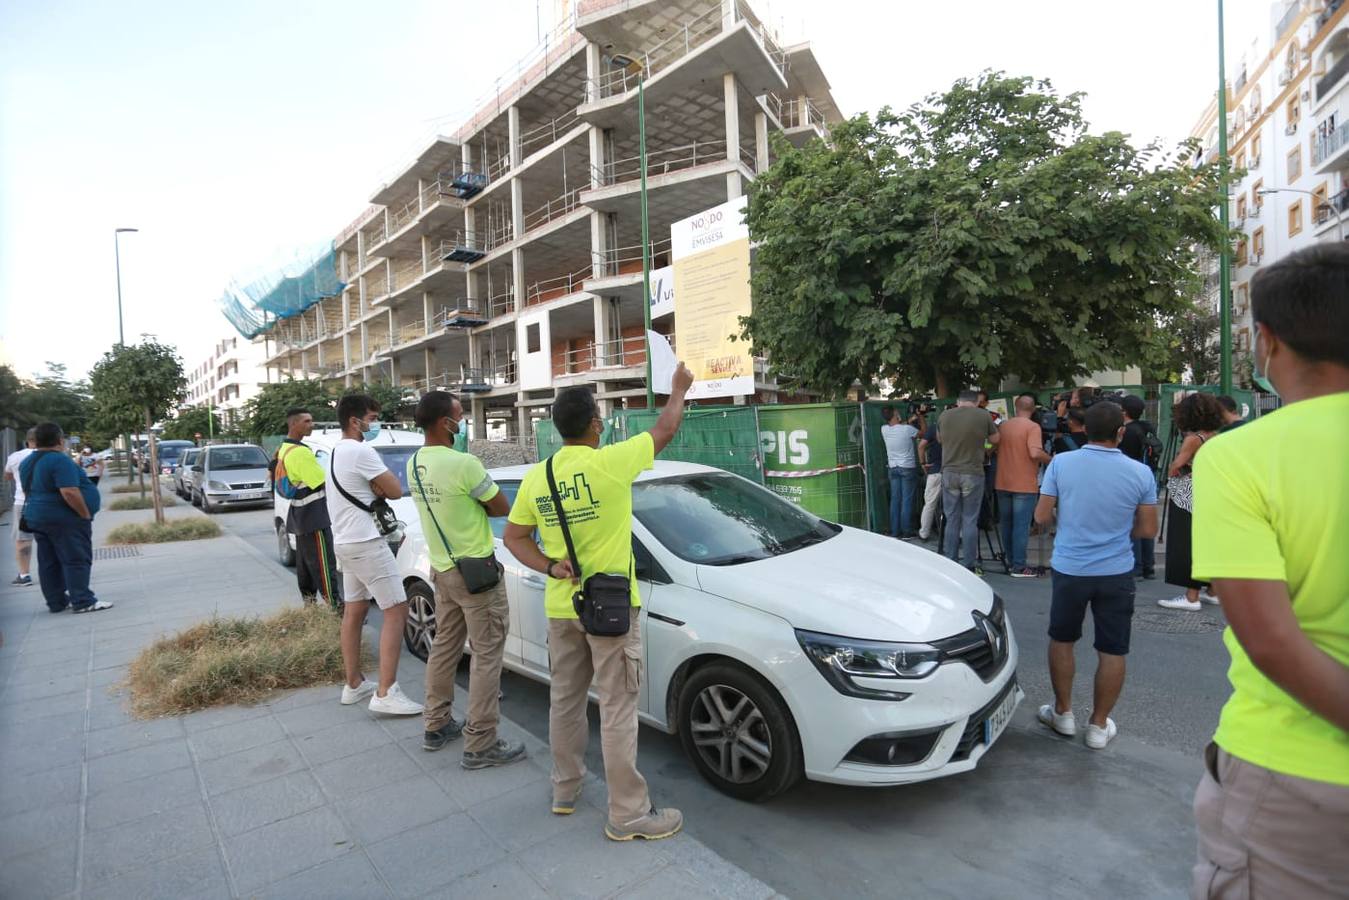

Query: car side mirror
193;464;203;472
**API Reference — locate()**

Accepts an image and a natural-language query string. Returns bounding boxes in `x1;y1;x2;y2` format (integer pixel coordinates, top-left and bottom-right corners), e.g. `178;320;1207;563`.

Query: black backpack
1139;425;1164;471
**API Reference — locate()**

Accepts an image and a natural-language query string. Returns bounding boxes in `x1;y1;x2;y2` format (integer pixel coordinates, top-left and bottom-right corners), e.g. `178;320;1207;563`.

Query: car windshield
208;447;269;470
632;472;840;566
376;446;419;492
159;444;191;460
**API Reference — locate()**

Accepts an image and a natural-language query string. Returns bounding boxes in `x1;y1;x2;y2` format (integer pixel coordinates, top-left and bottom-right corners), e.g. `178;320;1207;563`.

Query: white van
272;426;424;566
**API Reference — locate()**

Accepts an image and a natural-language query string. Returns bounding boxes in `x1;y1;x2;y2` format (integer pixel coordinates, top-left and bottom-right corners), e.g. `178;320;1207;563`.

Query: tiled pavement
0;486;777;899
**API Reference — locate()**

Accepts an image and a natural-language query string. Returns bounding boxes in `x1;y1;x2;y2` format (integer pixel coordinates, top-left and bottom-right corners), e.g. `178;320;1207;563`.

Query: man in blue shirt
19;422;110;613
1033;402;1156;750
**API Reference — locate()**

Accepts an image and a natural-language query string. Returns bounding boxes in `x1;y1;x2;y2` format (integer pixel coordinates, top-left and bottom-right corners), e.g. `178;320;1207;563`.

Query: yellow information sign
671;197;753;400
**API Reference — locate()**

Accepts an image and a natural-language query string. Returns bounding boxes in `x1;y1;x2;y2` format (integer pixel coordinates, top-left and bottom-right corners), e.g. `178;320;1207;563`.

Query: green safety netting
218;242;345;339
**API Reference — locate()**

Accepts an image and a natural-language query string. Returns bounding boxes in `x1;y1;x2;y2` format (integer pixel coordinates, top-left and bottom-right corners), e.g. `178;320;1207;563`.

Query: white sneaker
368;682;423;716
1200;591;1221;606
340;680;376;705
1037;704;1076;737
1085;718;1118;750
1158;595;1202;611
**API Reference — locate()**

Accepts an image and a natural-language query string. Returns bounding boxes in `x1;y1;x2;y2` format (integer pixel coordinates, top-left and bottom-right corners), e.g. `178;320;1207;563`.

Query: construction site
222;0;841;443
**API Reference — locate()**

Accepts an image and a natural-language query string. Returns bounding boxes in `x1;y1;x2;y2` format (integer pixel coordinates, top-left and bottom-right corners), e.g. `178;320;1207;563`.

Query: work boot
605;807;683;842
461;738;527;770
422;718;464;752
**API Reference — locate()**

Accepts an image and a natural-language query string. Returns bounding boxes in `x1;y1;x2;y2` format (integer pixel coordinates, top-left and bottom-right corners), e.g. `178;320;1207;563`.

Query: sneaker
917;532;931;542
422;718;464;751
368;682;424;716
1011;567;1037;579
300;593;318;606
1085;718;1118;750
605;806;683;842
1158;596;1202;612
340;680;376;705
1037;704;1077;737
552;785;582;816
968;564;985;577
1200;591;1221;606
11;574;32;586
461;738;527;770
71;600;113;614
1140;570;1156;580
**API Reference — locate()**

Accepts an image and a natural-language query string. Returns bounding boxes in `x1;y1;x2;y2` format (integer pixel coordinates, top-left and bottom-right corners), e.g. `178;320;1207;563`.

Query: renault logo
974;611;1003;657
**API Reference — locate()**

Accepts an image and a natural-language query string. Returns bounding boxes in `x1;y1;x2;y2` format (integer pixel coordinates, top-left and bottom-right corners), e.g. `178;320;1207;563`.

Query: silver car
174;447;201;498
193;444;272;513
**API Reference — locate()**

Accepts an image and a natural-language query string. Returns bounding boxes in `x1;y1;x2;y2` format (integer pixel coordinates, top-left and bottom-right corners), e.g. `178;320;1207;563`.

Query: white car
395;460;1021;802
272;427;424;566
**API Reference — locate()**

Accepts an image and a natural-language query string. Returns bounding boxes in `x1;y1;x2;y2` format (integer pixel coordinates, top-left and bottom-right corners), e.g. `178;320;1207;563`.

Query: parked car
174;448;200;498
155;440;196;477
271;427;424;567
192;444;273;513
395;460;1021;802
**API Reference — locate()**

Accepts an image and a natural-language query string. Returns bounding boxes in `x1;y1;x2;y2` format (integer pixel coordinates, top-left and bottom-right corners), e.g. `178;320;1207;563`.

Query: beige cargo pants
424;568;509;753
547;612;649;824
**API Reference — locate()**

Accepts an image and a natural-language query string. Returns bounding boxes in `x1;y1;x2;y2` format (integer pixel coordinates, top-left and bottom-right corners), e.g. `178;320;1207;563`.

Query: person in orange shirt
997;394;1051;577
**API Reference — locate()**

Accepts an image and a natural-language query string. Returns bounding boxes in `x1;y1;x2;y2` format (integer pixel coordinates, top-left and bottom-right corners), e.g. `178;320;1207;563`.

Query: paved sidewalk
0;484;777;899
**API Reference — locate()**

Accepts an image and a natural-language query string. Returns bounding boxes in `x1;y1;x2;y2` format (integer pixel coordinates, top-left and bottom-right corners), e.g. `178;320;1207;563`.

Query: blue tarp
218;242;345;339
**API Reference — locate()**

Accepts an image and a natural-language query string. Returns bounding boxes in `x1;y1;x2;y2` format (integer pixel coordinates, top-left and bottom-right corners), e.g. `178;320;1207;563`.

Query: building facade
255;0;839;440
184;335;272;426
1191;0;1349;364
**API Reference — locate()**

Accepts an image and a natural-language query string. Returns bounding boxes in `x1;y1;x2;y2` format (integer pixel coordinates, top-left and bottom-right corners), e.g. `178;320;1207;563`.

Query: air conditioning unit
1301;89;1311;103
1250;253;1263;266
1279;69;1292;86
1286;122;1299;135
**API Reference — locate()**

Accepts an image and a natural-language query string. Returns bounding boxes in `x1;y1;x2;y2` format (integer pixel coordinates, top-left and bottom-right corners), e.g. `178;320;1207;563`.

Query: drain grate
93;545;142;560
1134;611;1226;635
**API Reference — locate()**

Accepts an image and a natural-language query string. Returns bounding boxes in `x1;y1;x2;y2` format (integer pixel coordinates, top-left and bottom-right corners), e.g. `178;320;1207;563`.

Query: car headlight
207;480;231;491
796;630;942;701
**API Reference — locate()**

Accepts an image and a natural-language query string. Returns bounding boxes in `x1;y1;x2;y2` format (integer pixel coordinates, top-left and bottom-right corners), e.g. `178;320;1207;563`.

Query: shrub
124;606;367;716
106;519;221;544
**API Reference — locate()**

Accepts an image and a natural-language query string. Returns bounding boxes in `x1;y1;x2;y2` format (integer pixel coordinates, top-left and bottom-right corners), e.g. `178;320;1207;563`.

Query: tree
742;73;1231;398
1145;308;1220;385
239;379;333;442
0;363;96;439
89;341;186;524
346;381;414;423
162;405;241;442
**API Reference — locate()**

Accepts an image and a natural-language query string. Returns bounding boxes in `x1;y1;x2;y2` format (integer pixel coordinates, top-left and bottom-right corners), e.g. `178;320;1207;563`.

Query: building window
1287;95;1301;126
1236;237;1248;266
1235;149;1246;171
1236;194;1248;220
1252;179;1264;208
1313;181;1330;224
1249;129;1260;165
526;323;541;354
1235;282;1249;314
1289;199;1303;236
1253;226;1265;259
1288;145;1302;181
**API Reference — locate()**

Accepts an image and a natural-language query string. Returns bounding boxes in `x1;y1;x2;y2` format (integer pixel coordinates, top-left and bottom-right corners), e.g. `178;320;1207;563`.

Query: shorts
334;537;405;610
12;513;32;544
1048;569;1135;655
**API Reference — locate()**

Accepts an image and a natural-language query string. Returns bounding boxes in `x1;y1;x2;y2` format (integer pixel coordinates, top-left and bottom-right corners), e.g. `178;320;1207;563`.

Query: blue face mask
361;420;382;442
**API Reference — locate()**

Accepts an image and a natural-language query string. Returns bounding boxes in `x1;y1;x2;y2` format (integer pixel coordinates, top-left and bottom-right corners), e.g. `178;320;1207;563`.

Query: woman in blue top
18;423;111;613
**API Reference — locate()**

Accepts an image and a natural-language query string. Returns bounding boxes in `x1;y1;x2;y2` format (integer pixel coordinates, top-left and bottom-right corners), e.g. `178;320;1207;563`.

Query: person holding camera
1052;408;1089;454
880;405;921;538
327;393;423;716
407;391;525;766
503;364;692;842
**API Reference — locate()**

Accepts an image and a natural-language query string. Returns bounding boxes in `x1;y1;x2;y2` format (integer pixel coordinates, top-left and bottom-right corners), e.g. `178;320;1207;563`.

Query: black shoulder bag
331;447;401;537
545;455;631;636
411;449;502;594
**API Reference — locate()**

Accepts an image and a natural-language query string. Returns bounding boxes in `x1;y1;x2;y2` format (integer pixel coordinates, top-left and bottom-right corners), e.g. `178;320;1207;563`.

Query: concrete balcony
1313;119;1349;173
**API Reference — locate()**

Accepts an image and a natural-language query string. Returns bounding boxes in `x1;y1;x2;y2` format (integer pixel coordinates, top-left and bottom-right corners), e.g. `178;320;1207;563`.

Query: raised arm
648;363;694;455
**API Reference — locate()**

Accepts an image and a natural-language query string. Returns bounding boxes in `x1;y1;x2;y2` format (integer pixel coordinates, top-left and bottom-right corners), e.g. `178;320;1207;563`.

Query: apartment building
1191;0;1349;362
184;335;272;426
255;0;840;440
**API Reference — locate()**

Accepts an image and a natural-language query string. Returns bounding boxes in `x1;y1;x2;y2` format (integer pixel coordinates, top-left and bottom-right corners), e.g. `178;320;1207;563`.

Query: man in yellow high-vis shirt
274;407;341;609
1190;244;1349;899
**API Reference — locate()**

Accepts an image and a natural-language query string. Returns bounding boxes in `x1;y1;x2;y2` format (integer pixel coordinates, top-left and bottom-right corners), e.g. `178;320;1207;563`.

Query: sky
0;0;1277;383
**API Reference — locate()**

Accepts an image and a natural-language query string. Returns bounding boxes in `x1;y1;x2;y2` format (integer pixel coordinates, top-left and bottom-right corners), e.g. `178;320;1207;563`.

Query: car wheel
276;522;296;567
402;580;435;662
201;493;214;514
677;662;803;802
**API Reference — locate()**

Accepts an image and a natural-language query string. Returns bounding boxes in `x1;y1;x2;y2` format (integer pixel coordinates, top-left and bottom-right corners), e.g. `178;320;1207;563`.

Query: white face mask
1252;328;1278;396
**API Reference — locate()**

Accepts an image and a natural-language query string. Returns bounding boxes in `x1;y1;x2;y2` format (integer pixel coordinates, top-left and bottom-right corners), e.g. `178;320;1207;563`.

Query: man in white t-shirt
3;428;37;586
326;394;423;716
880;406;920;538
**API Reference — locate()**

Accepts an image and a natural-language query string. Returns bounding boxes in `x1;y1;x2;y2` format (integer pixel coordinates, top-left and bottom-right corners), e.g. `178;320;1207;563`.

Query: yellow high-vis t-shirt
406;446;499;573
507;433;654;619
1192;391;1349;786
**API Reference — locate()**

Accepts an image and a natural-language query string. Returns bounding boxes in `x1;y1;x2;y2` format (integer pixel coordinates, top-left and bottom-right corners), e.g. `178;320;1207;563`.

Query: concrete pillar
417;177;427;214
423;292;433;334
593;294;610;367
586;42;602;104
725;73;743;198
471;398;487;440
508;106;522;169
512;248;526;309
755;110;769;173
511;178;525;243
721;0;736;30
517;399;531;442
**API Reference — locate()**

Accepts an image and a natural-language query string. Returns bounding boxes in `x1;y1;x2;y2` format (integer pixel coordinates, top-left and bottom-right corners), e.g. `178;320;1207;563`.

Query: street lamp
608;52;655;409
114;227;139;346
1257;187;1343;243
1216;0;1233;395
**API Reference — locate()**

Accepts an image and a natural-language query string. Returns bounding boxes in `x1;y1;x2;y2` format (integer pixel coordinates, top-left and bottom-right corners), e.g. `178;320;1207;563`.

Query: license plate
248;491;269;500
982;685;1018;747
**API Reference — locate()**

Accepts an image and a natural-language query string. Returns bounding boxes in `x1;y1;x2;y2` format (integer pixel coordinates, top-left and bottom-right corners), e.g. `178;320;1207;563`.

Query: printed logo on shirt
535;473;599;526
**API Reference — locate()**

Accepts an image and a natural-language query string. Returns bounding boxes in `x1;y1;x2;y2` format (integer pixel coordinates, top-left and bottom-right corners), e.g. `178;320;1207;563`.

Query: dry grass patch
111;482;155;494
126;606;368;717
108;495;177;511
107;518;221;544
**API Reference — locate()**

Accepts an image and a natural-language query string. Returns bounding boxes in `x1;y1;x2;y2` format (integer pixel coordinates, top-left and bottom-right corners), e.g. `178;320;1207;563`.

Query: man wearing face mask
1189;244;1349;899
327;393;423;715
406;391;525;767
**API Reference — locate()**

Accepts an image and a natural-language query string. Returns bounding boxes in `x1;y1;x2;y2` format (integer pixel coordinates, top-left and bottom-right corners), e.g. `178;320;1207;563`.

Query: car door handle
521;574;547;588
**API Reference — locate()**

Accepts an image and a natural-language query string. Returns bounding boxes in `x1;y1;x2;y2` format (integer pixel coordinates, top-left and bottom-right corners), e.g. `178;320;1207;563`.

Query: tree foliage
743;73;1231;397
239;379;334;442
0;363;97;440
162;405;242;442
1145;307;1221;385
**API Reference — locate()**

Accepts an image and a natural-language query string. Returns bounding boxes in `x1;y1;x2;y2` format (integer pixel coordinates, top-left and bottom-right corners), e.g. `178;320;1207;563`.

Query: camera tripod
933;474;1010;575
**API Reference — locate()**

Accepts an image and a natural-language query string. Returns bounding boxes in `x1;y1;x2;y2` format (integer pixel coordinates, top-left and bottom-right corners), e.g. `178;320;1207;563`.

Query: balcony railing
488;288;516;318
592;238;674;278
781;97;826;132
1313;119;1349;165
523;188;583;233
590;6;722;99
365;337;391;358
1276;0;1301;41
558;335;667;374
396;320;426;346
364;218;388;250
592;139;754;186
486;151;512;182
433;298;489;326
526;263;592;306
392;258;424;294
1315;53;1349;103
387;195;420;235
520;108;580;158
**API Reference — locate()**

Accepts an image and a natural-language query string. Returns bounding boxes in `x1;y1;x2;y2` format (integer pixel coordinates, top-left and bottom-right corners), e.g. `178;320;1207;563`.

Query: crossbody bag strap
20;450;52;496
545;455;582;583
412;449;458;565
329;447;373;512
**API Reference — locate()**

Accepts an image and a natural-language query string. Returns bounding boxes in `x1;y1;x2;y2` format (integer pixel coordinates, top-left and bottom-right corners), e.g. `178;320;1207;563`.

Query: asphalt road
209;503;1234;899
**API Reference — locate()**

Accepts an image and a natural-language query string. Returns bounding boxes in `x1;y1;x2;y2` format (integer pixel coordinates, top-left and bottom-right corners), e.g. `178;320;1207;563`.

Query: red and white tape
763;463;862;479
